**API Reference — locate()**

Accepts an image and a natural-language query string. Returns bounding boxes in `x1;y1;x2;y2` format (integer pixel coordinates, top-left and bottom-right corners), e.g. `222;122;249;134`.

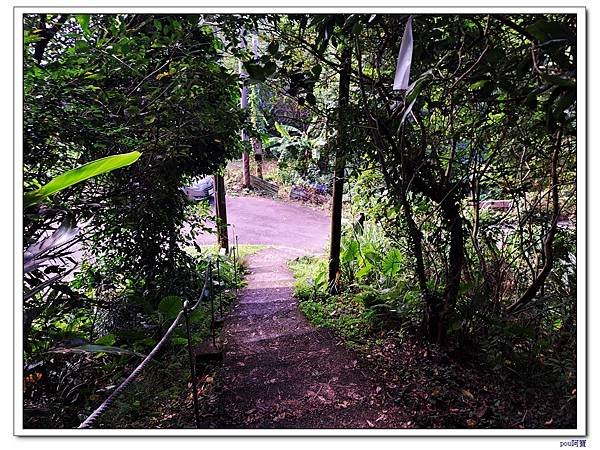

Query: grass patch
185;244;268;265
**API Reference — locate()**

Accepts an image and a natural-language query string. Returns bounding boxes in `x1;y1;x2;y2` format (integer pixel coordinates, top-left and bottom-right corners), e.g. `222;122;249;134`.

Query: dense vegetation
22;13;577;429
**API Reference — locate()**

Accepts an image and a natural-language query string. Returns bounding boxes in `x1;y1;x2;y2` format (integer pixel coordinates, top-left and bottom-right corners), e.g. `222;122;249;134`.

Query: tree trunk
251;33;264;179
437;200;464;345
213;174;229;253
239;56;251;189
507;129;562;314
328;46;352;295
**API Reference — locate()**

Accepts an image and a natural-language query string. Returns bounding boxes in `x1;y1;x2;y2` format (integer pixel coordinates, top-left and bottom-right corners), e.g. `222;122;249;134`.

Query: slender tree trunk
251;33;264;179
507;129;563;313
239;56;251;189
398;189;441;341
213;174;229;253
328;46;352;295
436;200;464;345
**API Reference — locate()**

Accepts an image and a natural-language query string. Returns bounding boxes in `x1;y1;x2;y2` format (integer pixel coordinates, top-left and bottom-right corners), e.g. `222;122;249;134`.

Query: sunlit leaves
76;14;91;36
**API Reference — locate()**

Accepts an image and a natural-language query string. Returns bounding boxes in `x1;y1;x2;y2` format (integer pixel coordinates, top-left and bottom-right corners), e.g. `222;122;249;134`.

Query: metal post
217;258;223;318
183;305;200;428
209;263;216;347
232;238;239;297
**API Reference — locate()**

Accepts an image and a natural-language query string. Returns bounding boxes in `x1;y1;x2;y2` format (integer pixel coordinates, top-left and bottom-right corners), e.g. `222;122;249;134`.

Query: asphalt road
194;195;331;253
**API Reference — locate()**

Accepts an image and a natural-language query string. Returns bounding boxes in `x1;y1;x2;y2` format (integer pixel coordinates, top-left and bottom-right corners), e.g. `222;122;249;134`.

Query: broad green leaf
469;79;489;91
362;246;381;266
158;295;182;319
382;248;405;278
341;240;359;264
274;122;291;139
314;269;327;289
356;263;373;280
95;333;116;346
24;151;141;208
405;70;432;104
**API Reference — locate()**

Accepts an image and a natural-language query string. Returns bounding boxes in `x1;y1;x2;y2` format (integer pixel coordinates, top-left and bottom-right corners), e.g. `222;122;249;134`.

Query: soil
225;158;332;211
198;247;411;429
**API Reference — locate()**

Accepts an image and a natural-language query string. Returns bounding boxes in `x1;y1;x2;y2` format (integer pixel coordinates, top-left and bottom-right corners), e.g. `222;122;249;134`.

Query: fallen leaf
461;389;475;399
466;419;477;427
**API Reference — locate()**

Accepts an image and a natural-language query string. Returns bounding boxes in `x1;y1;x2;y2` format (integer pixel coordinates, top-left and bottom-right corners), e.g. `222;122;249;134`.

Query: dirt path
199;196;408;428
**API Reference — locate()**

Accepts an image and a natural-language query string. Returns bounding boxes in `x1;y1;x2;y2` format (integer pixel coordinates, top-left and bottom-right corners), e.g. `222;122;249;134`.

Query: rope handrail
77;263;214;429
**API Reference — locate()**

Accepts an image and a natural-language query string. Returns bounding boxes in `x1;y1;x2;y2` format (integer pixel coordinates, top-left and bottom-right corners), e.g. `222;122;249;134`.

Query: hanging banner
393;16;413;91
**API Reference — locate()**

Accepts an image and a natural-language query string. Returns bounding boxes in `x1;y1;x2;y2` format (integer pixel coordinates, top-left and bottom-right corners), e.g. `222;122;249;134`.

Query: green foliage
22;12;577;428
157;296;182;320
288;255;328;301
24;13;245;306
339;223;407;289
290;253;420;343
298;297;373;347
22;14;251;428
24;151;141;208
266;122;330;188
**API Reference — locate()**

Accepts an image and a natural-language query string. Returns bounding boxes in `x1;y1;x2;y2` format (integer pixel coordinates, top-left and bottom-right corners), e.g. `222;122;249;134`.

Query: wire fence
77;236;240;429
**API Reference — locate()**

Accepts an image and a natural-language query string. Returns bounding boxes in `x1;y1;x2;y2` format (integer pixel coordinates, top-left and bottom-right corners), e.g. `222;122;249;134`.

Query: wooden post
213;174;229;253
328;46;352;295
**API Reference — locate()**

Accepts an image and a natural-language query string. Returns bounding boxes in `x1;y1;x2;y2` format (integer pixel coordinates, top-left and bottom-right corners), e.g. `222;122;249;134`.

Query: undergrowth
96;246;267;428
289;256;377;351
24;245;254;429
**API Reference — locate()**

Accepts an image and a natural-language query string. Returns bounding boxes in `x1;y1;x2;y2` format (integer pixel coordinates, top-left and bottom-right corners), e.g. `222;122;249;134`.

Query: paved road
194;196;331;253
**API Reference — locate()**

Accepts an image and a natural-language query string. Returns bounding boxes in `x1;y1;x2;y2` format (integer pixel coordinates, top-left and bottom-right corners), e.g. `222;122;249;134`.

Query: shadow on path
200;244;409;429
